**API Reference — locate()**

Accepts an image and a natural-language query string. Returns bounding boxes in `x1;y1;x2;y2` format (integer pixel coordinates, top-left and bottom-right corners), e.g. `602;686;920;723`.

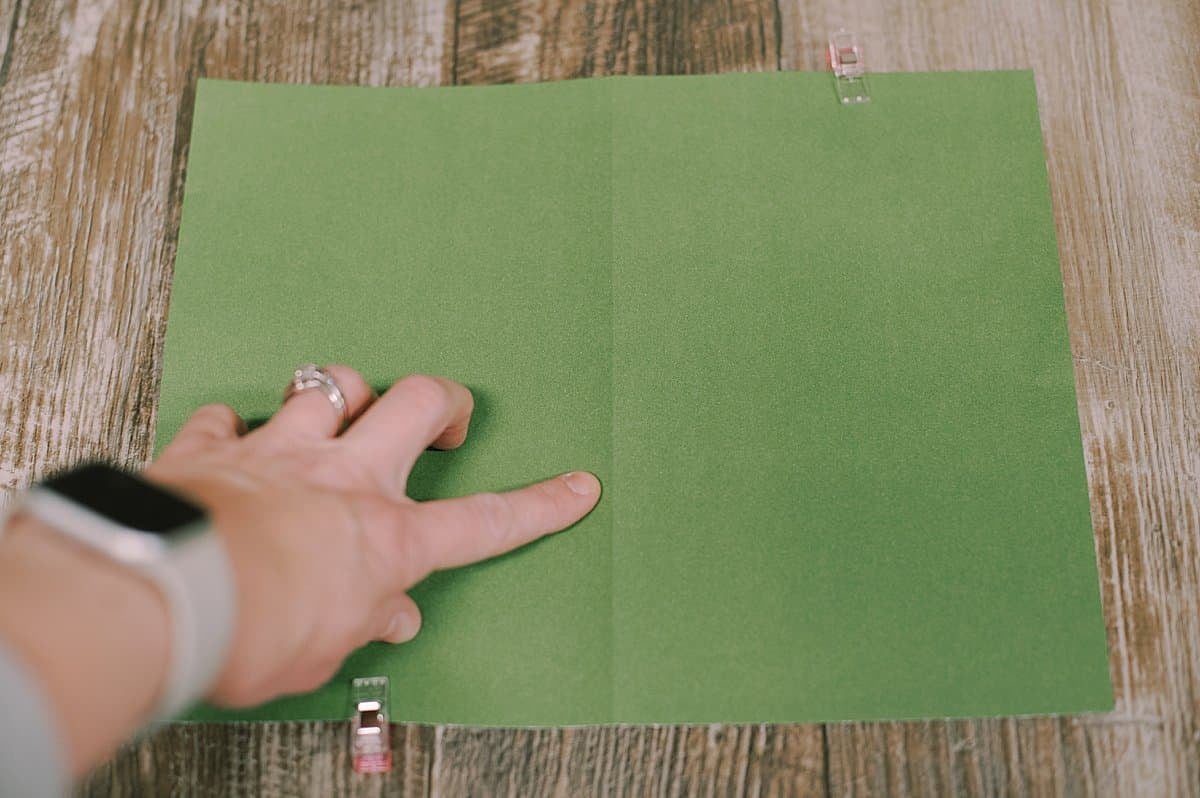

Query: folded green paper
159;71;1112;724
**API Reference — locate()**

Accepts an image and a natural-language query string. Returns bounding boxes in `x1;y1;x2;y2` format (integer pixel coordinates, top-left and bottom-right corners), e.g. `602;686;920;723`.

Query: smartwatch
9;463;236;718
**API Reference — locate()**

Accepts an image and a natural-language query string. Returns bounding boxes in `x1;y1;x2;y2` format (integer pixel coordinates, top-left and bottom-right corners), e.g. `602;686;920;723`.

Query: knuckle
324;363;363;382
194;402;238;425
325;364;370;395
453;381;475;414
472;492;515;546
399;373;449;417
395;531;431;582
353;492;403;527
538;478;575;519
305;452;373;492
374;503;430;580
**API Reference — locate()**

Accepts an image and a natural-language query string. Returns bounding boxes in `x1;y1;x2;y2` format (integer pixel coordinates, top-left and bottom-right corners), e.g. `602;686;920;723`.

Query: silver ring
283;363;349;430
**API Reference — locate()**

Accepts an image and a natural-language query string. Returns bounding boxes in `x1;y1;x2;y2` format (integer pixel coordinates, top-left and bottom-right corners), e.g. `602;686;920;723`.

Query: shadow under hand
405;383;493;502
243;415;270;432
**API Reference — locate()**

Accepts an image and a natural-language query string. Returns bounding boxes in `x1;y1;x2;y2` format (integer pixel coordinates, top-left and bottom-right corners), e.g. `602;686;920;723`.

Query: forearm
0;514;170;776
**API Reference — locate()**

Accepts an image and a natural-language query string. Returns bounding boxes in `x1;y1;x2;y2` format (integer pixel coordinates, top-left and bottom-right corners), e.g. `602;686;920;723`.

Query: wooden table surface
0;0;1196;795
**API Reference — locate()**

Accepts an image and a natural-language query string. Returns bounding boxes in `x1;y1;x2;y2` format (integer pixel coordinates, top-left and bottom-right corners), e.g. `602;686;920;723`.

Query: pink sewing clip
350;676;392;774
828;29;870;104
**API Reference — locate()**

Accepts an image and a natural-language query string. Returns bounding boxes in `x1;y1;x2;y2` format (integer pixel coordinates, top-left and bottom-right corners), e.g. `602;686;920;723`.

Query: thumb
373;593;423;644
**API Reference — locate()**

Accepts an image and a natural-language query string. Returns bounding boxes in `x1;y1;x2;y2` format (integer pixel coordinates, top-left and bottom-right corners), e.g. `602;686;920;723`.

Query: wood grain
450;0;779;83
0;0;1195;795
780;1;1200;795
429;725;825;797
0;0;18;83
0;0;444;795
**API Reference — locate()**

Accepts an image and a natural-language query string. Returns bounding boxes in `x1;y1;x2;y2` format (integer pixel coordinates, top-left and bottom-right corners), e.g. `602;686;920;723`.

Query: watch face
42;463;205;534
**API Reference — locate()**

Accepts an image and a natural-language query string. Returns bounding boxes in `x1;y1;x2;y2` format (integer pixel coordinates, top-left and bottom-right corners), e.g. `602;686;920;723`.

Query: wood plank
430;725;825;797
200;0;445;87
0;0;18;83
780;0;1200;795
451;0;780;84
0;0;445;794
0;0;200;501
81;722;434;797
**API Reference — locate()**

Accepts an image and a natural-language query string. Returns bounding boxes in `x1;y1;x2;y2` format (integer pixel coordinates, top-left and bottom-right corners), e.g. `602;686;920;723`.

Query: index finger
408;471;602;573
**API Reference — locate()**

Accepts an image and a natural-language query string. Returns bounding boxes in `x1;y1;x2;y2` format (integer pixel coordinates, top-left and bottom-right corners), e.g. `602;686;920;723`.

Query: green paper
160;71;1112;724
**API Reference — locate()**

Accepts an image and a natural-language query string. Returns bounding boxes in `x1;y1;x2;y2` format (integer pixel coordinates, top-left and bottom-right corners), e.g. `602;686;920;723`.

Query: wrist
0;513;170;775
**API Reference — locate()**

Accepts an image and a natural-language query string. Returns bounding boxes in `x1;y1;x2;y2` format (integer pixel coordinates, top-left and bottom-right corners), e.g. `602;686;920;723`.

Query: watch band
143;530;236;718
14;486;237;719
0;641;69;798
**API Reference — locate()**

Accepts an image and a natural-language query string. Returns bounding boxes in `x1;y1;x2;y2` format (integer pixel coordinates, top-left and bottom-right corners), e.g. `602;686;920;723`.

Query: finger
158;403;246;459
409;471;601;572
370;593;423;644
260;364;375;440
341;374;474;479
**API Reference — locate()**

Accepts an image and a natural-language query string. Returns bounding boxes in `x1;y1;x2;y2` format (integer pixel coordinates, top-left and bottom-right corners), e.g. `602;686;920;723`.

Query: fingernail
564;471;601;496
382;615;400;638
391;612;419;642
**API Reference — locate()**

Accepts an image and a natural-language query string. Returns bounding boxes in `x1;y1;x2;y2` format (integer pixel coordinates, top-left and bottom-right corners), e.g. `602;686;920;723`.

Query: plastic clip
828;29;870;105
351;676;392;774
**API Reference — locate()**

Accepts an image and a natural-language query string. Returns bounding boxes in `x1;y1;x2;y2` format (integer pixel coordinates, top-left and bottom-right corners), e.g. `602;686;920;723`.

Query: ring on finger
283;363;350;431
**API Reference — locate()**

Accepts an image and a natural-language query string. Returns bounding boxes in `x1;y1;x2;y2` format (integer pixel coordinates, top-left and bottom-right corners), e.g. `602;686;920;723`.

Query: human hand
146;368;601;707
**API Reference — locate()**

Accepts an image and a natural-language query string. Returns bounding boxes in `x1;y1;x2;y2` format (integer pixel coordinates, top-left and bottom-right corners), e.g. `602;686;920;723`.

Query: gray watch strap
149;529;237;718
0;639;69;797
12;488;238;720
